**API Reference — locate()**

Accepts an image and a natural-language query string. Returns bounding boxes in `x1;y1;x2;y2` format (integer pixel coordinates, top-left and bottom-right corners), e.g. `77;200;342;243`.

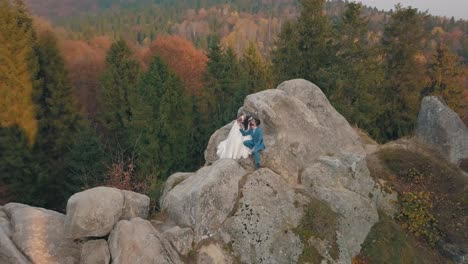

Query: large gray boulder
301;155;380;261
10;206;82;264
108;218;182;264
65;187;150;239
0;227;30;264
162;159;247;242
2;203;29;218
0;210;11;238
205;79;365;184
80;240;110;264
65;187;124;239
221;168;305;264
416;96;468;165
160;172;193;208
189;79;390;263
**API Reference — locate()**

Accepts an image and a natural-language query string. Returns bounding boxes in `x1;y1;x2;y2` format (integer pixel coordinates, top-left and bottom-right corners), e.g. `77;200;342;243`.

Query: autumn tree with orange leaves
145;35;208;96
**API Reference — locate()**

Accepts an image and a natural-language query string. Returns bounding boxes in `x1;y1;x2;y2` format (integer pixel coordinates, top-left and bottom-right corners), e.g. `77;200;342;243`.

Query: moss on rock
361;214;450;264
294;198;339;263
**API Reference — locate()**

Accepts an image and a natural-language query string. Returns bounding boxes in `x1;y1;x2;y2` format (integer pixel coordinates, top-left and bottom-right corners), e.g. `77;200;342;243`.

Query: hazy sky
355;0;468;19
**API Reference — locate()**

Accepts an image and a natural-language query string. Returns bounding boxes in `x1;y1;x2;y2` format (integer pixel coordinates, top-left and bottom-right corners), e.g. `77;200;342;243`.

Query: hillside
25;0;297;20
26;0;468;61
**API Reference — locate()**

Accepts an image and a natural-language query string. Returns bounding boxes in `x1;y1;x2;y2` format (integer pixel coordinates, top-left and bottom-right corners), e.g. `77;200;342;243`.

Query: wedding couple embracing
216;114;265;169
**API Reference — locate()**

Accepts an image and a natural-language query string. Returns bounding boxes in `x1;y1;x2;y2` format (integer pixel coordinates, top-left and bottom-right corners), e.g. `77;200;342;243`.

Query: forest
1;0;467;212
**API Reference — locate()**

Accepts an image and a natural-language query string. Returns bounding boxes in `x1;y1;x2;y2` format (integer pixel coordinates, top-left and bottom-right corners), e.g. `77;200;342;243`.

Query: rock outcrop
0;188;154;264
1;79;401;264
416;96;468;165
163;79;394;263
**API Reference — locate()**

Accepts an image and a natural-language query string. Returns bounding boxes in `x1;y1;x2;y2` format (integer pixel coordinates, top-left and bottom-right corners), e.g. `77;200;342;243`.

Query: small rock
80;239;110;264
121;190;150;220
163;226;194;256
197;243;233;264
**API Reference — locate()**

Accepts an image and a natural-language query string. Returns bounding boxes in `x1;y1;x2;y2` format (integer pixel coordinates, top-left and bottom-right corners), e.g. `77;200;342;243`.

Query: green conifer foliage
99;39;141;146
204;38;246;132
132;56;192;180
32;32;95;210
331;2;385;141
242;42;273;94
272;0;334;93
379;5;427;140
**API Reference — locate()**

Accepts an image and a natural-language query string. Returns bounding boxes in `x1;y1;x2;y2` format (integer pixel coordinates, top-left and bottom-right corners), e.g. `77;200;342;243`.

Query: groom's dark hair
255;118;261;126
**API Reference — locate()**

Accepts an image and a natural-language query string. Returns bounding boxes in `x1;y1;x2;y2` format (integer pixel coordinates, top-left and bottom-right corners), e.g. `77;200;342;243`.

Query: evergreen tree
132;56;192;180
242;42;273;94
189;96;207;168
0;126;38;204
379;5;427;141
204;38;247;132
271;20;301;84
272;0;334;93
424;43;465;113
33;31;92;210
99;39;141;147
331;2;384;140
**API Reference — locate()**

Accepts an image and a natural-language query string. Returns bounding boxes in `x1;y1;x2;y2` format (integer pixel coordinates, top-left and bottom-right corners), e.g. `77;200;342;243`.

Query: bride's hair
242;115;252;130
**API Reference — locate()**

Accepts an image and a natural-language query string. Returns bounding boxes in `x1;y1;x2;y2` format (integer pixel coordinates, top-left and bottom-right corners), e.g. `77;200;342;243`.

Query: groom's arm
239;128;251;136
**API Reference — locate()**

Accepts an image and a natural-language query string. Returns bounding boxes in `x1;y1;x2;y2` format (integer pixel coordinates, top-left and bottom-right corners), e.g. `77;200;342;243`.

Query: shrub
397;192;440;246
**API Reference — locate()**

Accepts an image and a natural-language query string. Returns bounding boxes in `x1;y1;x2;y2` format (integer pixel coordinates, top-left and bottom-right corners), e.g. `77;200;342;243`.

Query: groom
240;117;265;169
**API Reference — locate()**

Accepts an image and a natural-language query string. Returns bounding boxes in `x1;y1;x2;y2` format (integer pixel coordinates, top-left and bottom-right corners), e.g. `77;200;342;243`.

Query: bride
217;115;252;159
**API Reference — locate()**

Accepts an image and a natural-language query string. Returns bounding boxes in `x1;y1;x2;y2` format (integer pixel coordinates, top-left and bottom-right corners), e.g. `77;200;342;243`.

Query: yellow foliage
0;1;38;145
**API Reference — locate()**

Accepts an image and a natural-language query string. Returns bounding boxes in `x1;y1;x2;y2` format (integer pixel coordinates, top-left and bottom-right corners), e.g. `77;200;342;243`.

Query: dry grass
372;148;467;258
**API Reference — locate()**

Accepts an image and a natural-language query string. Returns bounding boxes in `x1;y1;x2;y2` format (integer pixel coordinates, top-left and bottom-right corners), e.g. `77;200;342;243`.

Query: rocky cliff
1;79;402;263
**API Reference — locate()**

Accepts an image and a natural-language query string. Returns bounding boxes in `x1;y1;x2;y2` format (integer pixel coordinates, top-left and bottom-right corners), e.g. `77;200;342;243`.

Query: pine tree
242;42;273;94
331;2;384;140
204;38;247;132
272;0;334;93
99;39;141;147
271;20;301;83
33;31;91;210
132;56;192;180
379;5;427;141
0;126;38;204
424;43;465;113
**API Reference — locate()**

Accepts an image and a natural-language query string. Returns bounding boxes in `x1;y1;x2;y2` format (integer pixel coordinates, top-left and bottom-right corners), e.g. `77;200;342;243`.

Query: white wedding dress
217;121;252;159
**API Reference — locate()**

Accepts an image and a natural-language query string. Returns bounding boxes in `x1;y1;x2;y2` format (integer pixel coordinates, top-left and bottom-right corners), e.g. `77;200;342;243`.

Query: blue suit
240;127;265;168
